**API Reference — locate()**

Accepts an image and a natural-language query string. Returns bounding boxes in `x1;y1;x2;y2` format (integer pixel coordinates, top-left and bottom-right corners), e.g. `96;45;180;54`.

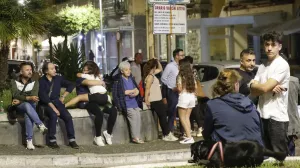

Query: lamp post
98;0;105;72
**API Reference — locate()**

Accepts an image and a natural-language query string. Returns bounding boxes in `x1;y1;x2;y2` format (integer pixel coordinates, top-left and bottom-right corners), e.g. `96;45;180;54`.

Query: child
65;67;111;108
177;58;197;144
112;61;144;144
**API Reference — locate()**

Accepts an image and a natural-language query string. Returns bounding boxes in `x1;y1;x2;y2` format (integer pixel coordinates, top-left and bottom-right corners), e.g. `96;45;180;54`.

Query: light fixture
18;0;25;5
79;35;83;39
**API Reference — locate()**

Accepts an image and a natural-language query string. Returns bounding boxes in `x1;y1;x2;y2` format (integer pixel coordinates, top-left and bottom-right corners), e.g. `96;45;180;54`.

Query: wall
227;4;294;59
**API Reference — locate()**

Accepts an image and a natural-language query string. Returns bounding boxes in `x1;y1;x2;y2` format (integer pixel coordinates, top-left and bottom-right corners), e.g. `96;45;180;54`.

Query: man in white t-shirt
249;31;290;155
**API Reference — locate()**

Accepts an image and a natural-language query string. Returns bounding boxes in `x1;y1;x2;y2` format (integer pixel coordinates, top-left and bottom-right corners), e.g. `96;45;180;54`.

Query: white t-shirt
131;62;142;84
81;74;107;94
254;56;290;122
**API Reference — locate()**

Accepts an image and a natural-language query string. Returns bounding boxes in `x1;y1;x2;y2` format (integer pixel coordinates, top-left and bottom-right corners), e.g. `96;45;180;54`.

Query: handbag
37;82;53;121
7;82;29;120
195;80;206;98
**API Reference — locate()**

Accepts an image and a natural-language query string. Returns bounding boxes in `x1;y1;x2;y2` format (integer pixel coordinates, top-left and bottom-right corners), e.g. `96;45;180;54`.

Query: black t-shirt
237;69;257;96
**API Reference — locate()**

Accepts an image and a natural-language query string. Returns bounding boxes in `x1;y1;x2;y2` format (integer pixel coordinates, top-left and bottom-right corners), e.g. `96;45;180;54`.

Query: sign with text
153;4;187;34
148;0;190;4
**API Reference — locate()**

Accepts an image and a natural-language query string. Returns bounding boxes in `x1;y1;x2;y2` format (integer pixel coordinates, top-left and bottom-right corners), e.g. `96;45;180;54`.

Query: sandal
132;138;144;144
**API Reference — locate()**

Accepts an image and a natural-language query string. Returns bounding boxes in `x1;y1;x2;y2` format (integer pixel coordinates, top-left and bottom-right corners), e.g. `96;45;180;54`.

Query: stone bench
0;109;158;145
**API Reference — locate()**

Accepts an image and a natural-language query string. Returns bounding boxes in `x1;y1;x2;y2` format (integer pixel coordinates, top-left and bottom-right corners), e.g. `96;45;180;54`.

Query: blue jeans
16;102;43;140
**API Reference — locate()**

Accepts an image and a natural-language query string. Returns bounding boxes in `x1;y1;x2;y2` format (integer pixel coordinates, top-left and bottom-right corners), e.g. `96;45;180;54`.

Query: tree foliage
57;4;100;35
53;43;85;82
0;0;46;91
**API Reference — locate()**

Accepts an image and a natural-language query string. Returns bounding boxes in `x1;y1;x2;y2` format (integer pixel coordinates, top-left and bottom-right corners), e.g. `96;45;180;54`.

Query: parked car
193;61;241;98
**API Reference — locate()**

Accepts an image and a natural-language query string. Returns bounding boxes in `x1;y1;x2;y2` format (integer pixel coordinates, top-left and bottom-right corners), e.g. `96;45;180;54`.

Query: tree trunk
48;34;53;61
0;42;10;92
63;34;68;48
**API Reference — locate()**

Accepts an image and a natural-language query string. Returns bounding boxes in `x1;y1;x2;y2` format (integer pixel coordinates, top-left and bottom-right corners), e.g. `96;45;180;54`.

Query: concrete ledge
0;109;158;145
0;149;191;167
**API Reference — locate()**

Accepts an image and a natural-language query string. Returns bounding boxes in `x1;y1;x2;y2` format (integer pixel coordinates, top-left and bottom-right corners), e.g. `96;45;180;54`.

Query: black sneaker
48;142;59;149
69;141;79;149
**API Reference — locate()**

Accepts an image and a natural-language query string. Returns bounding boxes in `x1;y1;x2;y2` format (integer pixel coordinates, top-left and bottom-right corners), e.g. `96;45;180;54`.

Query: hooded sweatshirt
203;93;264;146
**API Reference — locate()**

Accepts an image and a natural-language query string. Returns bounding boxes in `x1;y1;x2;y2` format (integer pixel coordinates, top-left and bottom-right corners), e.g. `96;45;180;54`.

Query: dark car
8;59;25;79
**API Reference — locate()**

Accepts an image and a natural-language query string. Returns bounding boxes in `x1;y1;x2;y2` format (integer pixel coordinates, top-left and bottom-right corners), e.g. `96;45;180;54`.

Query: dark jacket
112;73;141;113
203;93;264;146
287;76;300;137
11;77;39;102
39;75;74;105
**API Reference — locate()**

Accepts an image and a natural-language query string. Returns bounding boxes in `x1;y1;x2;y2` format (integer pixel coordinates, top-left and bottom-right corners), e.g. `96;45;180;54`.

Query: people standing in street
249;31;290;155
161;49;185;131
237;49;257;96
143;59;178;141
182;56;204;137
176;58;197;144
11;62;48;150
39;62;79;149
131;53;143;85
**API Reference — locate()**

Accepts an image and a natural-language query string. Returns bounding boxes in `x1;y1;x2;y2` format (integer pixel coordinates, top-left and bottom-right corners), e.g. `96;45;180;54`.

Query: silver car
194;61;241;98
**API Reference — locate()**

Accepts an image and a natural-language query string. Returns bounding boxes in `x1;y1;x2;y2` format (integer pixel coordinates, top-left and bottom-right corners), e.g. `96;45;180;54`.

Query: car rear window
196;66;219;82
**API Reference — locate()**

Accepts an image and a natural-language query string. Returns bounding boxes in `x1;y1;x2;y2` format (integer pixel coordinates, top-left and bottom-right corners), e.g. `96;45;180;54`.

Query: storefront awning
248;17;300;35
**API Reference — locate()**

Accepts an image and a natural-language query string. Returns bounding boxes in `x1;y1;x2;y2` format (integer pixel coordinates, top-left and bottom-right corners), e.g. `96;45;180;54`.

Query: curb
0;149;191;167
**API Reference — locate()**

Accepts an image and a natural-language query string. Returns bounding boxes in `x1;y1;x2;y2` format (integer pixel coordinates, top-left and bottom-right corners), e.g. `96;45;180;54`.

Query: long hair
83;61;100;78
212;69;242;98
178;58;195;93
143;59;158;81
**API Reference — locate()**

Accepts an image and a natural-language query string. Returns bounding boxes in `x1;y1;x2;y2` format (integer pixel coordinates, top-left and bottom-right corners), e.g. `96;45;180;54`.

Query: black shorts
88;93;108;106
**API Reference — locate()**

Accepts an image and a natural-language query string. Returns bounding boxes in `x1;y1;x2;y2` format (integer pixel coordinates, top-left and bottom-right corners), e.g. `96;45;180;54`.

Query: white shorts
177;92;196;109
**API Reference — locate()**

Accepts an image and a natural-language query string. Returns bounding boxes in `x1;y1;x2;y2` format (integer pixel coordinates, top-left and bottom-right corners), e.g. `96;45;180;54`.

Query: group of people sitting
10;31;297;162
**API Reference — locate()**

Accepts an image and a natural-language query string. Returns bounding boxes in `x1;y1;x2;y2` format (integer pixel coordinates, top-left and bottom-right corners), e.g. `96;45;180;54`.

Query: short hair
173;49;183;58
134;53;142;58
122;57;129;62
42;61;51;75
20;62;34;71
184;56;193;64
262;31;283;44
240;49;255;59
119;61;130;71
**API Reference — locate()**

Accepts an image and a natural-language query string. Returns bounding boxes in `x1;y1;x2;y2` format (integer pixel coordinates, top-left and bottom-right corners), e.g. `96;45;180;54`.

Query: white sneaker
26;139;35;150
162;132;178;141
94;136;105;146
38;124;48;134
179;137;195;144
103;130;113;145
196;127;203;137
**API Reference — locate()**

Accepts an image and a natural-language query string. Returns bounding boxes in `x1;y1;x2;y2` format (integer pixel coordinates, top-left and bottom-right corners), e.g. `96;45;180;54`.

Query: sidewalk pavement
0;138;298;167
0;139;197;167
